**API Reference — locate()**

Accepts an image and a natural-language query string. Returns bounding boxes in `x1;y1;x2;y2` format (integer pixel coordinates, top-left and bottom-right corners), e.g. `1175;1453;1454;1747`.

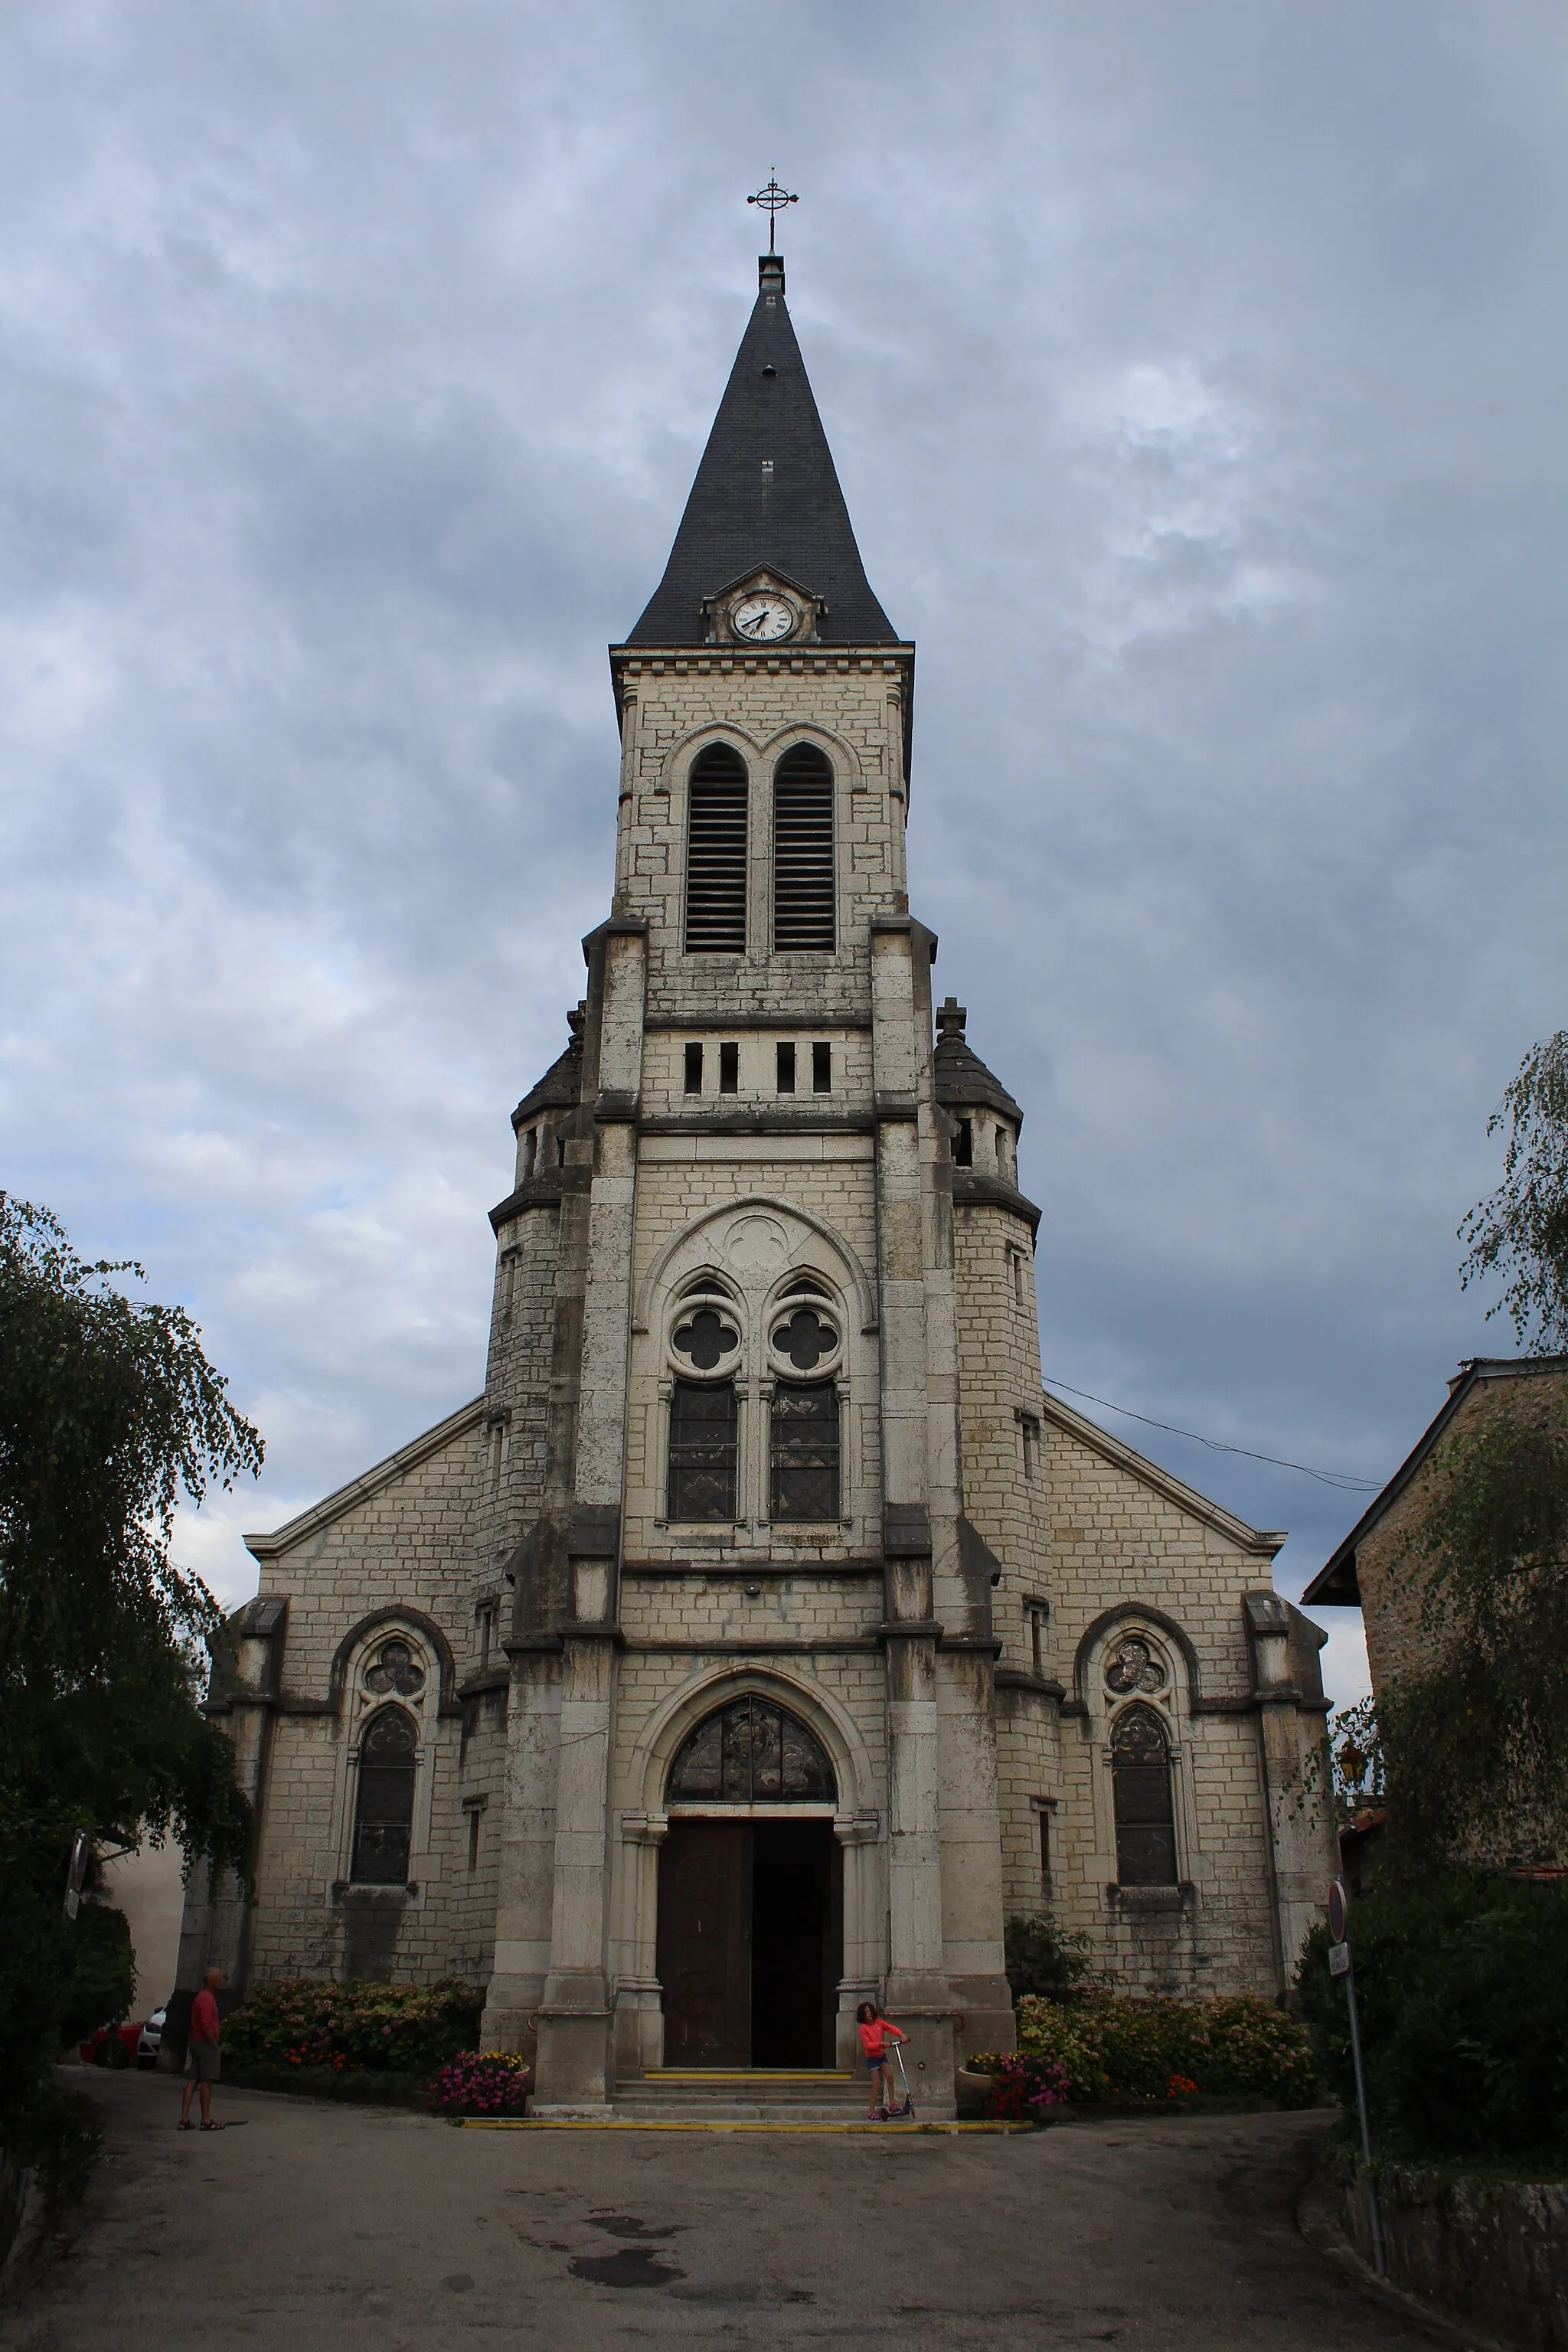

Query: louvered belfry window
684;745;749;954
773;744;835;952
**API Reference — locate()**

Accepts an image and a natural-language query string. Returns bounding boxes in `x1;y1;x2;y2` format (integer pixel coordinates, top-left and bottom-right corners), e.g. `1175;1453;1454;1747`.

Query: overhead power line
1040;1376;1382;1494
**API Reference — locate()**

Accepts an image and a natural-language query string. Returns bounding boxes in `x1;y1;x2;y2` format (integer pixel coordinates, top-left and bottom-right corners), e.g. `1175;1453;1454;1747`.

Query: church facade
181;252;1334;2113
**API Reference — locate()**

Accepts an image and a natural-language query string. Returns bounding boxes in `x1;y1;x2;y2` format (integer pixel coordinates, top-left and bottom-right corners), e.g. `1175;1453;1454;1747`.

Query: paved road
3;2073;1436;2351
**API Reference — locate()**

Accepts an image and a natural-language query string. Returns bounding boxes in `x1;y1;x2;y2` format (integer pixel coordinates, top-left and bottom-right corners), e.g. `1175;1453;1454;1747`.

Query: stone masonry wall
614;652;910;1025
244;1410;493;1985
1354;1368;1568;1698
993;1408;1283;1998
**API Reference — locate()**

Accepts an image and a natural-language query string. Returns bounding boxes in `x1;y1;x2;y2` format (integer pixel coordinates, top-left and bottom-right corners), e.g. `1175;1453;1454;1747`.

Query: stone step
613;2069;884;2123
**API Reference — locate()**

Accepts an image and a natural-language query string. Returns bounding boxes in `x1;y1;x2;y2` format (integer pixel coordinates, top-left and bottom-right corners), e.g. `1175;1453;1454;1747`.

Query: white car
136;2007;166;2070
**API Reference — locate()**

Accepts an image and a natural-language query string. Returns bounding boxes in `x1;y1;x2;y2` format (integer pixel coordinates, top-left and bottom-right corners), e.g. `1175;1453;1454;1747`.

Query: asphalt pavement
1;2070;1440;2350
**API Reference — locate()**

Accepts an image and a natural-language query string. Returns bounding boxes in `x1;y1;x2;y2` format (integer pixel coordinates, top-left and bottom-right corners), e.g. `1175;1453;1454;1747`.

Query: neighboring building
176;250;1334;2113
1302;1355;1568;1696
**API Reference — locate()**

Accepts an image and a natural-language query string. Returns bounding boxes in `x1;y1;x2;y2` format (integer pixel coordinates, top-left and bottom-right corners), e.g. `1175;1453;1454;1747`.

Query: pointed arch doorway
655;1694;843;2068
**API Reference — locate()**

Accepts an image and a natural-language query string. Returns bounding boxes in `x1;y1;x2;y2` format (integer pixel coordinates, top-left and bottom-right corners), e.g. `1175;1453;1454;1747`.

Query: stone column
834;1813;883;2069
532;919;645;2112
1246;1591;1335;1994
163;1599;285;2069
611;1815;667;2079
479;1645;560;2056
870;916;957;2113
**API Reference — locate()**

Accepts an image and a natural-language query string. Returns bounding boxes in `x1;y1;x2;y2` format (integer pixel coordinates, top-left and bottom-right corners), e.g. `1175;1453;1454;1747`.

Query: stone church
180;249;1334;2114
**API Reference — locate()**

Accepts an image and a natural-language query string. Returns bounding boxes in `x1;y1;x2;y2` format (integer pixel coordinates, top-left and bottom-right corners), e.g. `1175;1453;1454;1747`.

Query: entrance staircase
612;2068;878;2124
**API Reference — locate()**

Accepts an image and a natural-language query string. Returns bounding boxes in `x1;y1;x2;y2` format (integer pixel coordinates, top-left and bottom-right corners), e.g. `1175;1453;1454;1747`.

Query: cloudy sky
5;2;1565;1710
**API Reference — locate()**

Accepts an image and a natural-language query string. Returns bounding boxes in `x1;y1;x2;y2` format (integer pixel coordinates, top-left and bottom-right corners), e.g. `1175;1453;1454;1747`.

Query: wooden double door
656;1818;841;2068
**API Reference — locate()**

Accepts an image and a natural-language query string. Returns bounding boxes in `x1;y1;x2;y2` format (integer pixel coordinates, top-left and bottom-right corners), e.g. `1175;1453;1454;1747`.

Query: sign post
63;1831;88;1922
1328;1877;1385;2281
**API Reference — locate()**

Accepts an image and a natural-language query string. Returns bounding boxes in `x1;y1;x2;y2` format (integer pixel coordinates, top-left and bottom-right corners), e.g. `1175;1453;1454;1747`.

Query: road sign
1328;1877;1348;1942
1328;1941;1350;1977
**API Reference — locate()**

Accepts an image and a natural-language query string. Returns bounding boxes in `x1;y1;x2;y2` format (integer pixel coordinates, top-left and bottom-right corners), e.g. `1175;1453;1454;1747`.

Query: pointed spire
626;257;899;647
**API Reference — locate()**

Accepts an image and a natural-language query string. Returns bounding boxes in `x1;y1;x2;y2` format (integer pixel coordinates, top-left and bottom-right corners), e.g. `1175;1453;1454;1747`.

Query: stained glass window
351;1705;417;1884
668;1694;836;1804
770;1381;840;1521
1111;1703;1177;1887
667;1378;738;1521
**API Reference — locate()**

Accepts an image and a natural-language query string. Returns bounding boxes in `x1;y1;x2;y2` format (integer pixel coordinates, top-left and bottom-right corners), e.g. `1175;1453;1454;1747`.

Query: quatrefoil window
364;1637;426;1697
672;1308;740;1372
772;1308;835;1371
1104;1635;1167;1697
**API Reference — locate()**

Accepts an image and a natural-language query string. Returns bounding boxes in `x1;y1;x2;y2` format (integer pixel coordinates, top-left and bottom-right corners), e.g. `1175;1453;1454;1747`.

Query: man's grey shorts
188;2043;220;2084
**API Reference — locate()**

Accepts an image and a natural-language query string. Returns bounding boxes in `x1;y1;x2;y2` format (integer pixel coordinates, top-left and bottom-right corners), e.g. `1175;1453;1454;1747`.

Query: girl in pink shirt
854;2001;907;2120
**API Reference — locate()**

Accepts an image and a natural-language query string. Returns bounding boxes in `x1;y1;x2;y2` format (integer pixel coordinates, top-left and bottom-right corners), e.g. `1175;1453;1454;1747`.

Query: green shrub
1008;1991;1316;2108
224;1978;483;2076
57;1903;135;2047
1297;1866;1568;2164
1003;1916;1099;2005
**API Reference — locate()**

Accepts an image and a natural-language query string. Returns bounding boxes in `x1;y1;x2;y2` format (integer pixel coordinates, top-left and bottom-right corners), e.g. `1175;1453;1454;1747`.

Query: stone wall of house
1354;1367;1568;1698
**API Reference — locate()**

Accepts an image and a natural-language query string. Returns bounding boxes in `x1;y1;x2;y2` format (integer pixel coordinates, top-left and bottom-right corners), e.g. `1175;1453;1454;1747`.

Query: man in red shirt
178;1968;224;2131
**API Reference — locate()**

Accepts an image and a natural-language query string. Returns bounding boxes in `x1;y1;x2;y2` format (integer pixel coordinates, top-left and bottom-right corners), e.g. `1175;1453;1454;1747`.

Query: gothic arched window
773;744;835;952
351;1705;418;1884
684;745;749;954
770;1381;841;1521
668;1694;836;1803
1110;1704;1178;1887
667;1378;738;1521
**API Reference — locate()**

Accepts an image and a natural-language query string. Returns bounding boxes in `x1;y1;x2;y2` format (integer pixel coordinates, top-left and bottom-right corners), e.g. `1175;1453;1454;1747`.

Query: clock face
731;593;796;643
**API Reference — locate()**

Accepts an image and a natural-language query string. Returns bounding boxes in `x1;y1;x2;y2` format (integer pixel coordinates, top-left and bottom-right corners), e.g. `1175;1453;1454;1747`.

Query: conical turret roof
932;998;1023;1124
626;256;898;648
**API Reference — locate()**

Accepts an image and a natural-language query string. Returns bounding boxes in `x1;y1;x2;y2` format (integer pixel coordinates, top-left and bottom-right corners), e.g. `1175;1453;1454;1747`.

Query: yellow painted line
461;2118;1027;2134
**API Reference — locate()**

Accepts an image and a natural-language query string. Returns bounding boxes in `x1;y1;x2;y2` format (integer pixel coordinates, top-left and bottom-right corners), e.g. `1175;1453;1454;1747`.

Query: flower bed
981;2051;1070;2122
424;2051;530;2119
970;1991;1317;2115
223;1977;483;2077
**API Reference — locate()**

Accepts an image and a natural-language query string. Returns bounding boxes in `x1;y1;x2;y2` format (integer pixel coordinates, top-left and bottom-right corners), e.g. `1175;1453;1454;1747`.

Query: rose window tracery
364;1637;426;1697
1104;1635;1167;1697
672;1308;740;1371
772;1307;835;1371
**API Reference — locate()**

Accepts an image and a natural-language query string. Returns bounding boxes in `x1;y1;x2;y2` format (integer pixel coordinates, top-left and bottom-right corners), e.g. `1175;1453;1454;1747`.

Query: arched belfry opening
657;1694;841;2069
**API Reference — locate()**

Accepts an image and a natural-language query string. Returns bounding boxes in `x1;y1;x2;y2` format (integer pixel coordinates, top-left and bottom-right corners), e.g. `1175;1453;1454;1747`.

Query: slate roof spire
626;254;899;647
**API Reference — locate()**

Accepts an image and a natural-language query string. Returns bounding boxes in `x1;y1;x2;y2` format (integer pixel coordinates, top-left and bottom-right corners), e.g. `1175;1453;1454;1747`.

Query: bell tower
479;245;1016;2112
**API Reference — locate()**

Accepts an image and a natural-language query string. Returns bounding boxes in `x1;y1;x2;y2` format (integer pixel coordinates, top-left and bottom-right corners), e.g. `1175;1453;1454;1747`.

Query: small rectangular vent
773;756;835;952
685;766;748;954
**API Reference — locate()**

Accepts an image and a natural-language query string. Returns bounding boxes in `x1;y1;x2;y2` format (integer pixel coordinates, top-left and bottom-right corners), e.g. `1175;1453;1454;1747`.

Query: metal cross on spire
746;172;798;253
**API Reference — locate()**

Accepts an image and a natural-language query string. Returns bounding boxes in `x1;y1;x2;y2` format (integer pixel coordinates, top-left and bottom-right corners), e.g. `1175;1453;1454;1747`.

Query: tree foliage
1377;1404;1568;1867
1003;1915;1100;2005
1298;1865;1568;2164
0;1197;263;2202
1460;1030;1568;1351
